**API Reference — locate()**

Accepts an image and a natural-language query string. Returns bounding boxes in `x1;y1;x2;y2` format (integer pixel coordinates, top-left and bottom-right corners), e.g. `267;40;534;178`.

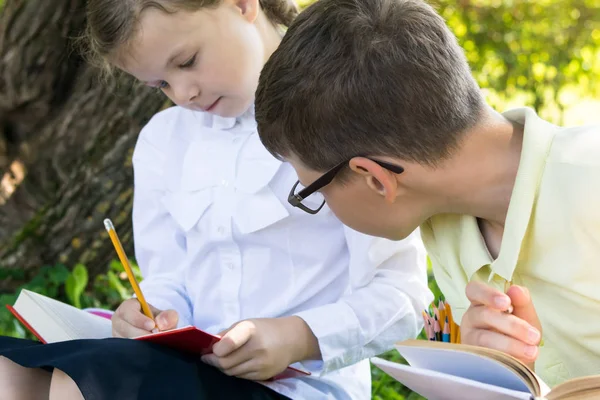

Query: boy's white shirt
132;106;432;400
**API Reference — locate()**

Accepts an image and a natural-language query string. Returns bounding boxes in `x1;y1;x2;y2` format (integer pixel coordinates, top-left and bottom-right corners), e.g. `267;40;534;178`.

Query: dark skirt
0;336;290;400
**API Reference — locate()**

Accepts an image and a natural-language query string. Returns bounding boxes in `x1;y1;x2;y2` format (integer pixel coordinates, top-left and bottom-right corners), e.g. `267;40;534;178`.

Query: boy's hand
112;298;179;338
201;316;321;381
461;281;542;368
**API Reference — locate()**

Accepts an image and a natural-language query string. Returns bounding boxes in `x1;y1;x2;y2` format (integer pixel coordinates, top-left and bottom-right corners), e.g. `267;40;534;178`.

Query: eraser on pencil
104;219;114;231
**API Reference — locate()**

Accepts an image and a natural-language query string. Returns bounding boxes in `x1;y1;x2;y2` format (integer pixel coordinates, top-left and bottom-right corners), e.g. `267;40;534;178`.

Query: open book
7;289;309;380
371;340;600;400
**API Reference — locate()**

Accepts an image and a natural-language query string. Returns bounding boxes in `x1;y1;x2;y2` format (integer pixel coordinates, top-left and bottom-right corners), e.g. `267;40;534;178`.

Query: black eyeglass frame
288;157;404;214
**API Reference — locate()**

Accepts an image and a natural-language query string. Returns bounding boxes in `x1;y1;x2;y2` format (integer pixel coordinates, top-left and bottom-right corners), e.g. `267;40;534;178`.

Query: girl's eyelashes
143;52;196;89
179;54;197;69
145;81;169;89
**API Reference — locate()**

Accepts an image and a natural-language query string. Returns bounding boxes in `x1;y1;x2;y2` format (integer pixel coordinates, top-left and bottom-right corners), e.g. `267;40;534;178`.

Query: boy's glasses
288;157;404;214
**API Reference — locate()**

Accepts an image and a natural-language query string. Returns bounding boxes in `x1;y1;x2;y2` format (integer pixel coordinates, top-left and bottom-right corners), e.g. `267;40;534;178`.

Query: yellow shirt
421;107;600;387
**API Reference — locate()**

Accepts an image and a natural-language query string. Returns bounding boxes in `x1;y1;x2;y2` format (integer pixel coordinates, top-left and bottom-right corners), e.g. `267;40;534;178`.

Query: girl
0;0;431;399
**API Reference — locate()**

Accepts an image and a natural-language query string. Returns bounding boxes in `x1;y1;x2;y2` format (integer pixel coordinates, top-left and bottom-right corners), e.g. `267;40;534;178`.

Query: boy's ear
234;0;260;23
349;157;400;204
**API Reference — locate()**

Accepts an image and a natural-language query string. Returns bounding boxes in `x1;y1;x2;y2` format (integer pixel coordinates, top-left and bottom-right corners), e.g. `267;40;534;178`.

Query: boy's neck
433;107;524;227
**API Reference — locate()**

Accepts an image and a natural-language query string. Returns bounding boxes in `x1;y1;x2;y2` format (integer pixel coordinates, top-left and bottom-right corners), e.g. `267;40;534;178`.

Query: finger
468;305;541;345
467;328;539;364
118;298;142;314
201;354;222;370
201;347;253;371
212;321;255;357
118;299;156;331
465;281;511;311
111;325;124;338
216;325;234;338
215;321;241;338
112;317;155;338
149;304;162;319
155;310;179;331
236;370;272;381
507;285;542;334
222;358;276;381
222;358;263;378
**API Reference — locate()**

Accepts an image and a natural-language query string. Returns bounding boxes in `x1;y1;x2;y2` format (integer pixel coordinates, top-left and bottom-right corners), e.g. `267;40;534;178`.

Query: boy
254;0;600;387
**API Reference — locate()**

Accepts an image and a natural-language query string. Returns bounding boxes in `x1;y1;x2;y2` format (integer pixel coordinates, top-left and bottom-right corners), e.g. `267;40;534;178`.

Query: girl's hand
201;316;320;381
111;298;178;338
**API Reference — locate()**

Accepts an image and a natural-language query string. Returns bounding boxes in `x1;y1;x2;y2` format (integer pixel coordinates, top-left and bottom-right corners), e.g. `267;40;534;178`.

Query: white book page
396;344;532;393
13;291;72;343
371;357;532;400
21;290;112;341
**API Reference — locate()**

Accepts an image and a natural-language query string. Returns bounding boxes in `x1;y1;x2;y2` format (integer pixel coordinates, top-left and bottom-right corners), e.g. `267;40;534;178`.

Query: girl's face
119;0;270;117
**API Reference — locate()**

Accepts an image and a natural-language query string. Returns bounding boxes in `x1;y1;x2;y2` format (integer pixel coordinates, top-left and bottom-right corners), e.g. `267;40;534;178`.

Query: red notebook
7;289;310;381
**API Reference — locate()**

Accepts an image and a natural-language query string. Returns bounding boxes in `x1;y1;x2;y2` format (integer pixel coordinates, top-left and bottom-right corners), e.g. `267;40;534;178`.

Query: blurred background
0;0;598;398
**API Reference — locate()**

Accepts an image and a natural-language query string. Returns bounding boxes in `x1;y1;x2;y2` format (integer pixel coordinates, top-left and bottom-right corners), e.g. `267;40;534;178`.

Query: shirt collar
460;107;558;281
210;104;256;131
458;217;494;280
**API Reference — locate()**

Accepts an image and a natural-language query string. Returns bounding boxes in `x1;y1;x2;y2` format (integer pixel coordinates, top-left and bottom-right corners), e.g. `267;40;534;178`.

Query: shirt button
226;263;235;270
217;226;226;235
221;179;229;187
232;137;240;144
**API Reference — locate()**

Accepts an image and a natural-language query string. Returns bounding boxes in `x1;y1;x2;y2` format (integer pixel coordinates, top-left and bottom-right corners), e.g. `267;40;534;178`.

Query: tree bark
0;0;166;291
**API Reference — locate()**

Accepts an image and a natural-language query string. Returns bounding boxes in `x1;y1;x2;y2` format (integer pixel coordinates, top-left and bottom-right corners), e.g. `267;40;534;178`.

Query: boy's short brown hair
256;0;485;172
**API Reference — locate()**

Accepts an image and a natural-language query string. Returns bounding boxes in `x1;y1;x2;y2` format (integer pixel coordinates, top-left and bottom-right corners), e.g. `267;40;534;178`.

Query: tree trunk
0;0;166;292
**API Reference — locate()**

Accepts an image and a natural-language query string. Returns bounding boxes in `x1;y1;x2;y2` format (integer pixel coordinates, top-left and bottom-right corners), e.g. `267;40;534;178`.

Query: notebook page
26;290;112;340
13;292;72;343
546;375;600;400
396;344;533;393
371;357;532;400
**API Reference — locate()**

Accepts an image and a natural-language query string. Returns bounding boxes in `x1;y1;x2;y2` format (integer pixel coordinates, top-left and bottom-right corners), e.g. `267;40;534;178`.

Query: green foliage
94;260;143;307
435;0;600;124
0;260;140;340
0;264;71;339
65;264;89;309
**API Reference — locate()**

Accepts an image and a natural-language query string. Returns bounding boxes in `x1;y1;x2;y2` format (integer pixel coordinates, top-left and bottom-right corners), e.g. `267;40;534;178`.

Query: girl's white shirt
133;105;432;399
